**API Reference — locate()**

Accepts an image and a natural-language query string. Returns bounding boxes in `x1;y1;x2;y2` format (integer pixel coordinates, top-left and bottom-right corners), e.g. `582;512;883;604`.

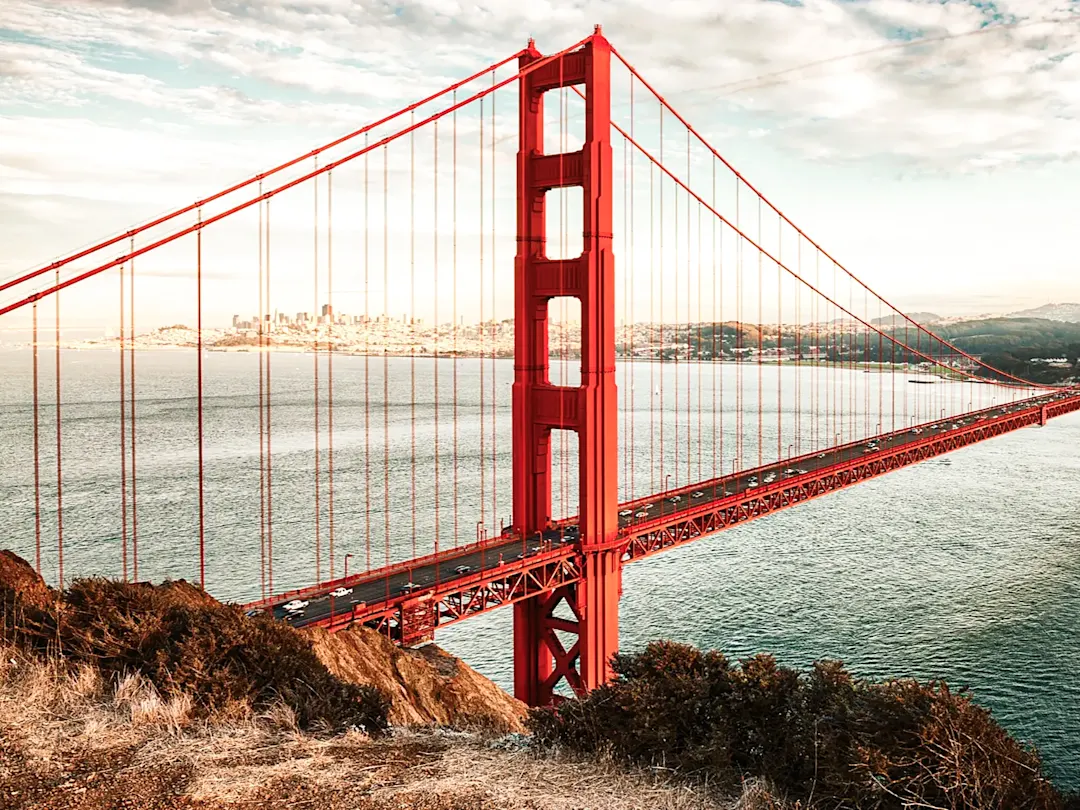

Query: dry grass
0;646;782;810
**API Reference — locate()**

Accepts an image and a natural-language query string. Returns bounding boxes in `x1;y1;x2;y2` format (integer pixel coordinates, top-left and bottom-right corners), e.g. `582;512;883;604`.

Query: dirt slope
308;625;527;733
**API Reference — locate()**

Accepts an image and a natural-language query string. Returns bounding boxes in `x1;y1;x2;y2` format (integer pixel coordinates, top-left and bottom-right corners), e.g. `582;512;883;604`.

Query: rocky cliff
309;625;527;733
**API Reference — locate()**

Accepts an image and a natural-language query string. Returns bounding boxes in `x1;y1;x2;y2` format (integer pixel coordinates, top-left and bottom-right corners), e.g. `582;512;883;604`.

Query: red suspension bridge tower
512;29;621;705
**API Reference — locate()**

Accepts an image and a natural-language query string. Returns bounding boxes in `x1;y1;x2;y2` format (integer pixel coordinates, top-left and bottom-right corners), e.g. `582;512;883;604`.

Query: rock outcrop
309;625;527;733
0;549;53;609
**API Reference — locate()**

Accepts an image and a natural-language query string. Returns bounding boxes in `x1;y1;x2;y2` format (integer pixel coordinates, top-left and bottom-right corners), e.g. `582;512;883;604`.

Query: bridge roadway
258;390;1078;630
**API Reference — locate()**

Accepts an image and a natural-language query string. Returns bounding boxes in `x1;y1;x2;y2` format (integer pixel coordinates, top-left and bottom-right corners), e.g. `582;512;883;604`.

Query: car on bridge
284;600;308;612
455;565;472;575
329;587;352;598
398;582;418;594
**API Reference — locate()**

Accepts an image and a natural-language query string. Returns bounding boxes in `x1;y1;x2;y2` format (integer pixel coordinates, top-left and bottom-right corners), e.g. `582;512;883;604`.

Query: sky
1;0;1079;331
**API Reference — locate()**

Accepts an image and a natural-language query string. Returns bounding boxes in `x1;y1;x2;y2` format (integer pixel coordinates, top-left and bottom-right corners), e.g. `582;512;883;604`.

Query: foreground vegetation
530;641;1080;810
1;566;388;734
3;553;1076;808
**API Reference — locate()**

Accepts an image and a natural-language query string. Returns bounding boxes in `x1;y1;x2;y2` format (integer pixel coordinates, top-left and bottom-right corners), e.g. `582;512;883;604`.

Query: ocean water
0;348;1076;786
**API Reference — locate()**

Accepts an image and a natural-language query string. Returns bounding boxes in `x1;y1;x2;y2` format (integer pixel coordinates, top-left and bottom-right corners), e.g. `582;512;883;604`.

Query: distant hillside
872;311;941;326
935;317;1080;351
1007;303;1080;323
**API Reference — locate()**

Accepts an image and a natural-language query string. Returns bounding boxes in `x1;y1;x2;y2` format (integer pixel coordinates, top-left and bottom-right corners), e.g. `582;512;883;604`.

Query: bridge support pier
511;30;620;705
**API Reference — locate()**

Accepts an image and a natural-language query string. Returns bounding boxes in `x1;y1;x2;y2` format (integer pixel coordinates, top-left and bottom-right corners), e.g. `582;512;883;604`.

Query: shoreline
0;341;974;379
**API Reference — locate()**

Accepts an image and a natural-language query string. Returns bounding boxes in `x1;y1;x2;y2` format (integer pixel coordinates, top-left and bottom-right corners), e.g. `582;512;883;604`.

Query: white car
691;491;704;499
329;587;352;598
619;509;633;516
454;565;472;575
283;600;308;612
668;495;681;503
634;511;648;518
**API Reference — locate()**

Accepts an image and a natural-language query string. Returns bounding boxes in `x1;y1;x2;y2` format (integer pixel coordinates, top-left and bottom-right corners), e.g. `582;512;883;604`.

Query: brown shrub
1;572;388;735
529;640;1071;809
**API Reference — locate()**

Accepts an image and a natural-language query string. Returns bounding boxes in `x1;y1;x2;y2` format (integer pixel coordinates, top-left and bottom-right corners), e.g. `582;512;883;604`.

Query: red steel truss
276;391;1080;670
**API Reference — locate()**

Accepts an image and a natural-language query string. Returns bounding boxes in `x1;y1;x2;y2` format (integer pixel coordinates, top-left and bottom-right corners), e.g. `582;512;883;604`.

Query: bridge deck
246;390;1080;642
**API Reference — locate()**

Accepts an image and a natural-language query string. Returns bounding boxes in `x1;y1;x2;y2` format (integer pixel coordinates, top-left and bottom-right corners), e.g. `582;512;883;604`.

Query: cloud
2;0;1077;171
2;0;1079;323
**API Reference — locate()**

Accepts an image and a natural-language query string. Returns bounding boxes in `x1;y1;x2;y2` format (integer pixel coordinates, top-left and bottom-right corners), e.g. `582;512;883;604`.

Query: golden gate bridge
3;28;1078;707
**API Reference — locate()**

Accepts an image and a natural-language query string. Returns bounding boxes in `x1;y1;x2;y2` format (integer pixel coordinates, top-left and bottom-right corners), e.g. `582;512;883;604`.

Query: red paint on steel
54;271;63;589
196;213;206;589
511;30;621;705
32;303;41;574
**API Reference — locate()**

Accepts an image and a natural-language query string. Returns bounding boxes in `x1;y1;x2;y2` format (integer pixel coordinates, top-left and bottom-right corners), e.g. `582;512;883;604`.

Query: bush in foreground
1;569;388;734
529;641;1075;809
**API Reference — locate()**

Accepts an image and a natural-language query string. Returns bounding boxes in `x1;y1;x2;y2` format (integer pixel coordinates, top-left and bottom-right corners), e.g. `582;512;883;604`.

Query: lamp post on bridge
344;553;353;581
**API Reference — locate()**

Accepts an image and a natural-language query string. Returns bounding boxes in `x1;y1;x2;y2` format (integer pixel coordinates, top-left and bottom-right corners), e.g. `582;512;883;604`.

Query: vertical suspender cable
364;137;372;571
258;186;266;599
626;79;630;505
659;106;664;491
777;218;783;462
491;73;498;529
434;121;441;574
383;145;390;577
32;303;42;574
622;107;629;501
410;115;417;560
697;171;702;481
715;165;721;478
757;197;763;469
649;160;655;493
314;159;322;583
690;137;696;483
129;238;138;581
479;96;486;530
196;209;206;589
735;182;742;471
327;169;336;580
265;199;274;593
452;93;460;549
673;128;679;489
55;269;64;589
119;262;128;580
